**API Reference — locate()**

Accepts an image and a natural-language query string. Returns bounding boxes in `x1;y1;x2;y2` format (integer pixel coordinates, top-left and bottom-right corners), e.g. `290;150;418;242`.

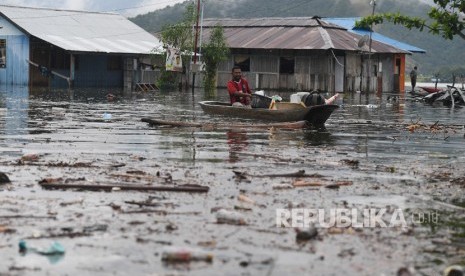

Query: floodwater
1;85;465;275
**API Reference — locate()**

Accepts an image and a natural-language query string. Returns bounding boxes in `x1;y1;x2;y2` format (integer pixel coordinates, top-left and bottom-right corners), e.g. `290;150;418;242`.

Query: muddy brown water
1;86;465;275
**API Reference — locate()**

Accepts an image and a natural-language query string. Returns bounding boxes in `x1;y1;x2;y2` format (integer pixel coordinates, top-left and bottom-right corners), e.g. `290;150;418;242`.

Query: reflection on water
0;86;29;137
227;130;248;163
303;129;334;146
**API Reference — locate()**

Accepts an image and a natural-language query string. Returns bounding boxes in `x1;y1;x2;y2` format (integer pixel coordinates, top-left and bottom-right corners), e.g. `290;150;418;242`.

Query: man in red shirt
227;66;252;106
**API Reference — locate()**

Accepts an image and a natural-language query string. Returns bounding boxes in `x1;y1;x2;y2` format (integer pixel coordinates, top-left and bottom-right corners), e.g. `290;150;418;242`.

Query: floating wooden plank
234;170;324;178
39;183;209;193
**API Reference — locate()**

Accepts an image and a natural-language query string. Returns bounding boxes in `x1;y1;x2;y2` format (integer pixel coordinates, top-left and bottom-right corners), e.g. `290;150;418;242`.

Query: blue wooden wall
2;15;124;88
0;16;30;86
52;55;123;88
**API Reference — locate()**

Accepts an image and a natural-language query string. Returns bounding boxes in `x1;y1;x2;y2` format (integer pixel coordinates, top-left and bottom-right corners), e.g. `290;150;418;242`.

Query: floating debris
0;172;11;184
161;246;213;262
295;225;318;241
272;184;294;190
443;265;464;276
216;209;247;225
20;154;40;162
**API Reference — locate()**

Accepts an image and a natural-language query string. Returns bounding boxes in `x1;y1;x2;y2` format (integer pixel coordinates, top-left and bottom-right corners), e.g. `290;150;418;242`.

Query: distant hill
130;0;464;76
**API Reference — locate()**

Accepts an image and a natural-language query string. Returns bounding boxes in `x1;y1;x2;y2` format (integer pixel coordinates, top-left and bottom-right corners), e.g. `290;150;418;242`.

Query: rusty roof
201;17;409;54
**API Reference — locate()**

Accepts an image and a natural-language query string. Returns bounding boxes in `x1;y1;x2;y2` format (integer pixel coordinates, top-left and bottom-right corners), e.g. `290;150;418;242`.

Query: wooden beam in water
40;183;210;193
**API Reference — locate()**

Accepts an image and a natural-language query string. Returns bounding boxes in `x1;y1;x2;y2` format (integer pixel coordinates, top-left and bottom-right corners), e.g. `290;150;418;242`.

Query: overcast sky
1;0;187;17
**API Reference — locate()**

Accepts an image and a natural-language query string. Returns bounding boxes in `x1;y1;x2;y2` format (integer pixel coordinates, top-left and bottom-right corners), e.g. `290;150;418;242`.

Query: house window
279;57;294;74
0;40;6;68
107;56;122;71
234;55;250;72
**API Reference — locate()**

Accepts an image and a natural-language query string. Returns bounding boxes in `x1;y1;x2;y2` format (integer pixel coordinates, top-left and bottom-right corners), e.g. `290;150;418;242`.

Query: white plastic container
290;94;301;103
290;92;310;103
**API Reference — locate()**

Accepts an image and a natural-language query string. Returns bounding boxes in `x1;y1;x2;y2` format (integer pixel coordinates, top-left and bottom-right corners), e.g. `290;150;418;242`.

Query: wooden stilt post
191;0;201;94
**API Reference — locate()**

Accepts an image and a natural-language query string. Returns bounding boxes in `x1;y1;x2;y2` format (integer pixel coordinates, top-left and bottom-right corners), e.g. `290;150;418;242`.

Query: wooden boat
141;118;311;129
198;101;338;127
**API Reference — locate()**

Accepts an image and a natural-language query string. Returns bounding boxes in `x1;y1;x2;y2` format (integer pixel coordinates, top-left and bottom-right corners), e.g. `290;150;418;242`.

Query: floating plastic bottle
19;240;65;264
19;240;65;255
216;209;247;225
161;246;213;262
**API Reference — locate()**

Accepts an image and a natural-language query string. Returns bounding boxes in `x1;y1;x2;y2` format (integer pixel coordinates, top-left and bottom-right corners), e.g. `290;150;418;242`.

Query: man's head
232;66;242;82
414;66;417;70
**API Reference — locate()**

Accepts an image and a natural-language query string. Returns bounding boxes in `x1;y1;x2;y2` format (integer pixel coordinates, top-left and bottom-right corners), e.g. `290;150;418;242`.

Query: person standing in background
410;66;418;92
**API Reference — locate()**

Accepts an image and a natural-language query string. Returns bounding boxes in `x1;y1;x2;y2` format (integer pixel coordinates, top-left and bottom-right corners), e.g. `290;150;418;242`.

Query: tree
160;3;196;51
356;0;465;40
156;3;196;89
202;25;230;93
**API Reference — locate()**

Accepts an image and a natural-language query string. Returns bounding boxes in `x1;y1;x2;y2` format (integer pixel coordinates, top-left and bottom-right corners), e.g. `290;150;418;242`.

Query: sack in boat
302;91;326;107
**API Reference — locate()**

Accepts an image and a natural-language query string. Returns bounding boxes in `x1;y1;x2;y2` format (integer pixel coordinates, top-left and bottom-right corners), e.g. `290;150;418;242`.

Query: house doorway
29;41;51;88
393;55;405;92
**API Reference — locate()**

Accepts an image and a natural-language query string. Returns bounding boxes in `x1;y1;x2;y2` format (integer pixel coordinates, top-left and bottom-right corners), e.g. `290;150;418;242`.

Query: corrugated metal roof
202;17;346;29
202;17;410;54
325;17;426;53
0;5;161;54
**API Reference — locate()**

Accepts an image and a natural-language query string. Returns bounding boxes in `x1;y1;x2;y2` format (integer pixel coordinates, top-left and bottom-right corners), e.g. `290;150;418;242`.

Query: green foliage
428;0;465;39
202;25;229;93
155;3;196;89
160;3;196;51
156;69;179;90
356;0;465;40
131;2;190;34
357;13;427;31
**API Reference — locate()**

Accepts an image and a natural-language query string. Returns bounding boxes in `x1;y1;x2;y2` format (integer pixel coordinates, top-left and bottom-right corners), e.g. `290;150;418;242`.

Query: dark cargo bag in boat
251;94;273;108
302;91;326;107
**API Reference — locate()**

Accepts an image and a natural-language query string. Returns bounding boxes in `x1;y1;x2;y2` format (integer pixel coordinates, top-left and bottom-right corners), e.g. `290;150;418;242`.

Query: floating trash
295;225;318;241
19;240;65;264
161;246;213;262
444;265;464;276
216;209;247;225
103;113;112;120
0;172;11;184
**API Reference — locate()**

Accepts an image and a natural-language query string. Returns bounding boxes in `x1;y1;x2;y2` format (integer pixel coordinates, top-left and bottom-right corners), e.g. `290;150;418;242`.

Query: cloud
0;0;186;16
3;0;62;9
123;0;186;16
63;0;93;11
